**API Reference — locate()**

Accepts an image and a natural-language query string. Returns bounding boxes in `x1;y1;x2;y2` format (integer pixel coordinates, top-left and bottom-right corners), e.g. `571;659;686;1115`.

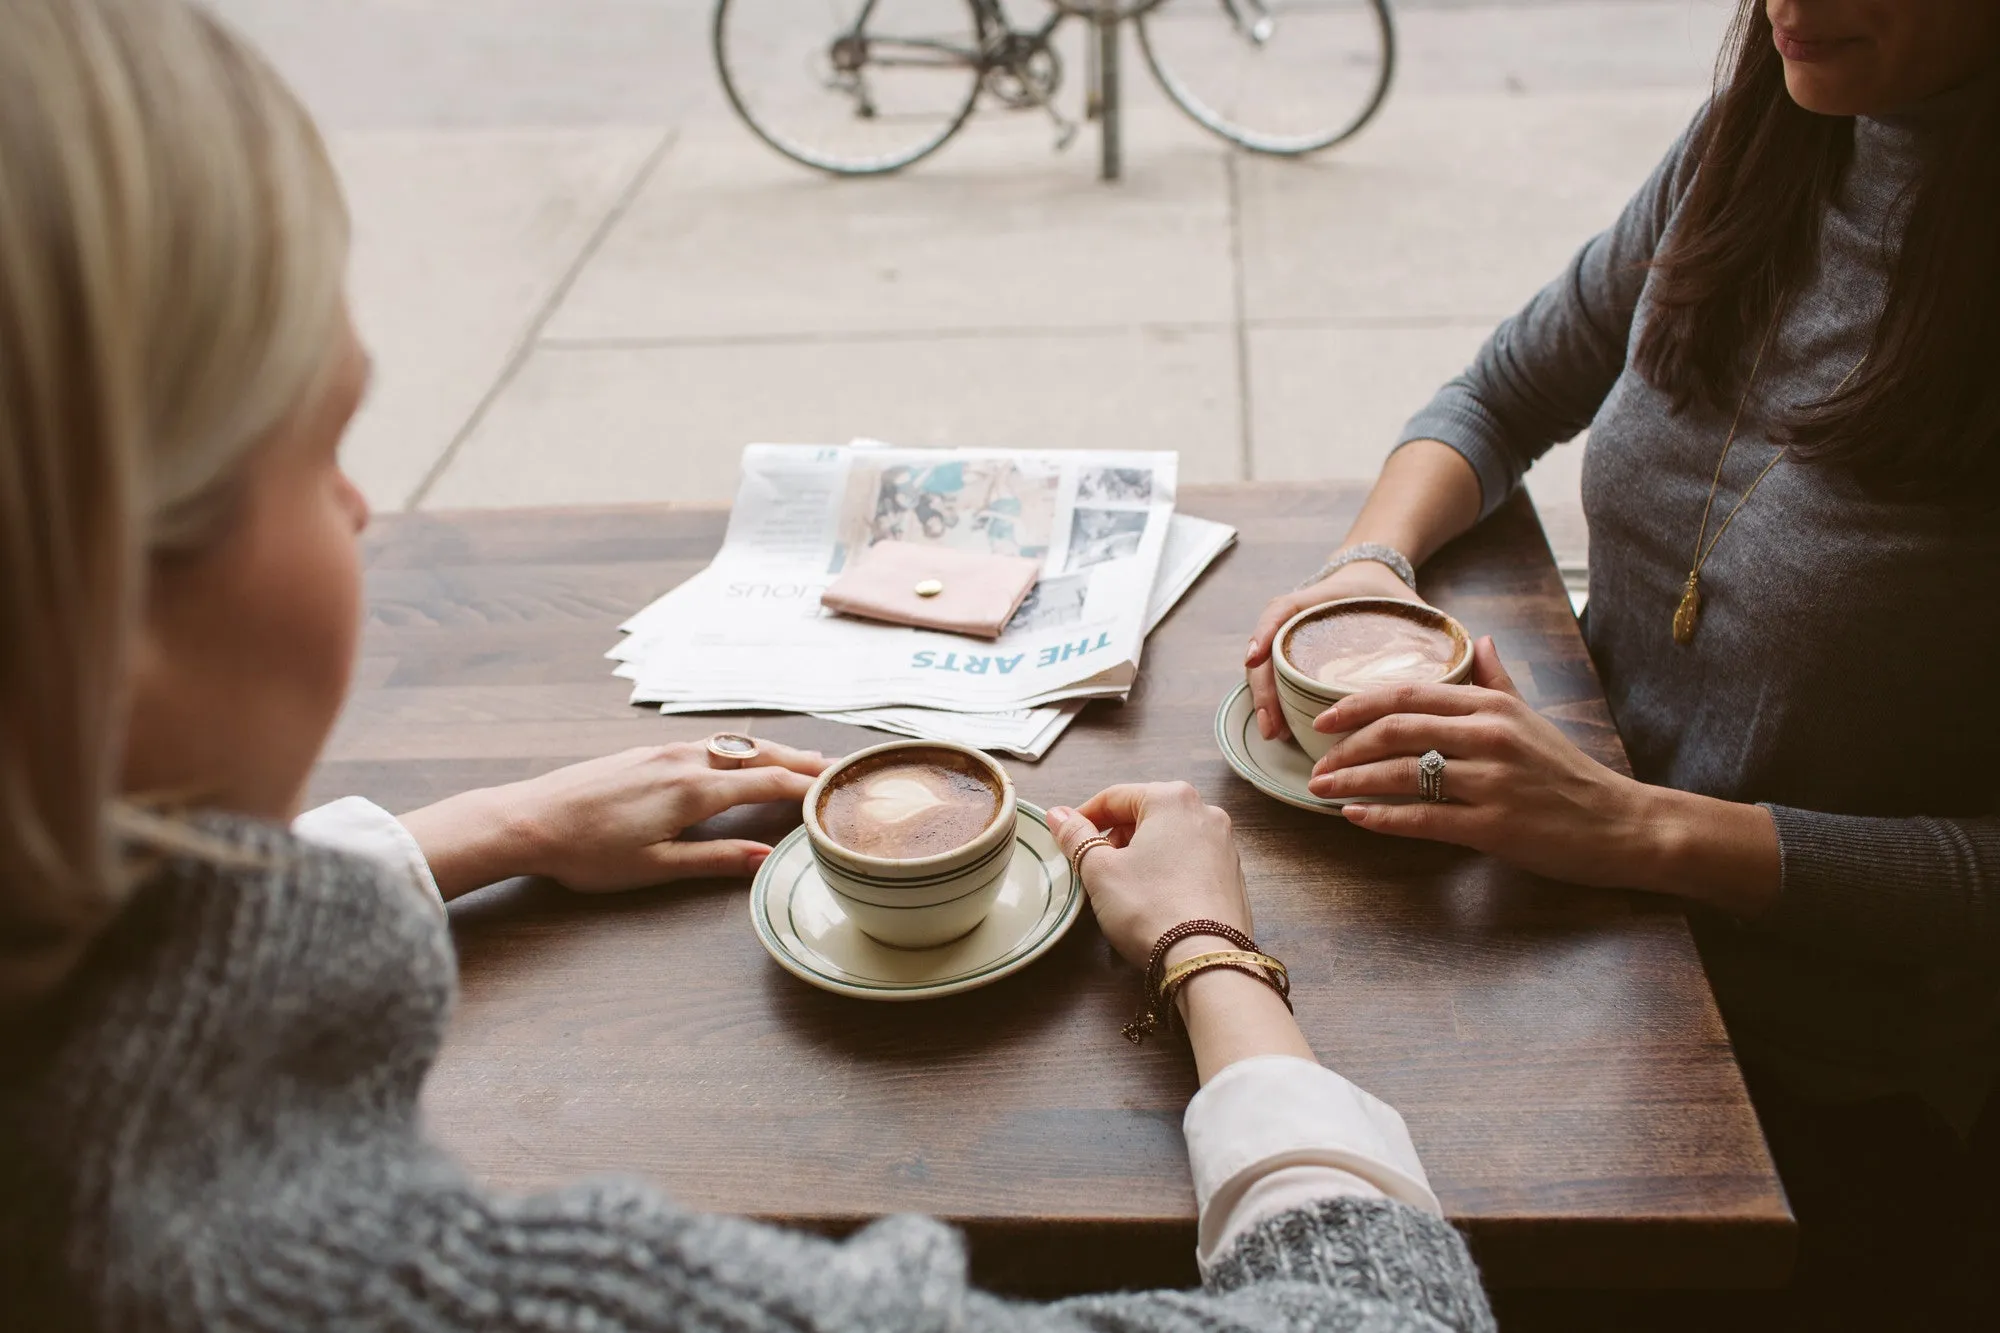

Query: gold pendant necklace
1672;317;1865;646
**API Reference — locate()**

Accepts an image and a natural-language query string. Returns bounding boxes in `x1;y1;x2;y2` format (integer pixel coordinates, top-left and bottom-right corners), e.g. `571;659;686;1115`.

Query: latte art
819;758;1003;859
1285;608;1461;690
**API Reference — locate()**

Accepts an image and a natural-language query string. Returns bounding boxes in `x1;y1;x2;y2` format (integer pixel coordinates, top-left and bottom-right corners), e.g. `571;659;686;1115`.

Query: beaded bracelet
1123;919;1288;1044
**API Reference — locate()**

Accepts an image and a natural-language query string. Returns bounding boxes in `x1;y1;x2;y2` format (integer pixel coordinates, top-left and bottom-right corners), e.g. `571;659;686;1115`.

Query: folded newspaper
611;442;1235;759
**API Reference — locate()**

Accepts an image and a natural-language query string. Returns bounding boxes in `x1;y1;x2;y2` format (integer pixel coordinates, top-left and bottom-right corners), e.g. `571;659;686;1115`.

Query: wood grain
310;484;1792;1294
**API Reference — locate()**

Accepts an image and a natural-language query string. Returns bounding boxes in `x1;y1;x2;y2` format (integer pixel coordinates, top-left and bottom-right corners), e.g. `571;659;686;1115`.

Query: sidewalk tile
334;128;662;510
544;112;1234;342
1246;321;1493;481
423;326;1242;507
1235;90;1705;324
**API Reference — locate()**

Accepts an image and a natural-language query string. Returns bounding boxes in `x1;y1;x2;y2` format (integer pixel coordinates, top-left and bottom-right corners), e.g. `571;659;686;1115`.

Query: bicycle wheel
714;0;986;175
1137;0;1394;156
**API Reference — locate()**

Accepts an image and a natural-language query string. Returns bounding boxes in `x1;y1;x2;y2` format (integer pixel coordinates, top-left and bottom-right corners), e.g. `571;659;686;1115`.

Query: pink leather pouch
821;541;1041;639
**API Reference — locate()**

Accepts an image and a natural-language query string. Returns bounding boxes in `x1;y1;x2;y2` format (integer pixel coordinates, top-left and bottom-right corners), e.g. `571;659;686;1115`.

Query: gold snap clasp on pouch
914;578;944;598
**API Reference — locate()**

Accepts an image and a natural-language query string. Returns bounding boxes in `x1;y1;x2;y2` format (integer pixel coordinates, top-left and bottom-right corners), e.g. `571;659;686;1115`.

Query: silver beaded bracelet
1294;542;1418;592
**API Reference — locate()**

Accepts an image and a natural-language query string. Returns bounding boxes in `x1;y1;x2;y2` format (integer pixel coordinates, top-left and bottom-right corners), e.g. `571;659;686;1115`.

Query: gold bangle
1158;949;1289;1000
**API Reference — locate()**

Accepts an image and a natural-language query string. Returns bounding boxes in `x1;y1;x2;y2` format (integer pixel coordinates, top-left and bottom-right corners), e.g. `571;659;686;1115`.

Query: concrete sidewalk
215;0;1736;575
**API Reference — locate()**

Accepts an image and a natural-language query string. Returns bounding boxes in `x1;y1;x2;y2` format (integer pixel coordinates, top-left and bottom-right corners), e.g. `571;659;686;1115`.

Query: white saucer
749;801;1082;1000
1213;680;1354;815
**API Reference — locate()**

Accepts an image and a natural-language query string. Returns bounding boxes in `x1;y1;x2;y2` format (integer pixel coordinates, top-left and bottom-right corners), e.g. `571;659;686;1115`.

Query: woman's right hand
1047;783;1251;968
1244;561;1428;742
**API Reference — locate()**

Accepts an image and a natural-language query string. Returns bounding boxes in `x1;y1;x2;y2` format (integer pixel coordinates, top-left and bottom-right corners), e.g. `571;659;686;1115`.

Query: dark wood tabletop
309;483;1792;1295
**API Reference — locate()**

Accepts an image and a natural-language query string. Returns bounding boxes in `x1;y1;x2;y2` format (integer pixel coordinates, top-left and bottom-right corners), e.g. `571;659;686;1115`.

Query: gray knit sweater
0;815;1494;1332
1401;89;2000;1124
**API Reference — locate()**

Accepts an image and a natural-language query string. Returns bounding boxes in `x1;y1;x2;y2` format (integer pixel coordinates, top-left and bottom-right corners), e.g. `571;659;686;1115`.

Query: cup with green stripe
802;740;1019;949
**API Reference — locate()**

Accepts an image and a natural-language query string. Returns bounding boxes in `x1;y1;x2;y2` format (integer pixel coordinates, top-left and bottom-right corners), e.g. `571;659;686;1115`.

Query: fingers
1469;636;1524;699
1247;658;1285;742
1245;593;1306;670
1310;756;1423;801
1341;800;1480;848
641;838;773;884
1314;681;1493;735
1072;780;1203;834
738;736;829;776
689;764;819;817
1311;711;1488;779
1046;806;1102;861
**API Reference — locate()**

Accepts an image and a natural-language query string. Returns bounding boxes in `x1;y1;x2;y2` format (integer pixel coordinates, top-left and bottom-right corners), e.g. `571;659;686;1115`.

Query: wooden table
311;483;1793;1295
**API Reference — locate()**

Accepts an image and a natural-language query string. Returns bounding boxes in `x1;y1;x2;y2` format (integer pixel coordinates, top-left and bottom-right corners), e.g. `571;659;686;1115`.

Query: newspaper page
619;443;1179;713
809;512;1236;757
611;513;1234;759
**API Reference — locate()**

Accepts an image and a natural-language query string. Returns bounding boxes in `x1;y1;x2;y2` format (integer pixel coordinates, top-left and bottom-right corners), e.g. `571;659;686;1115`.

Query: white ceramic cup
801;740;1018;949
1273;597;1474;762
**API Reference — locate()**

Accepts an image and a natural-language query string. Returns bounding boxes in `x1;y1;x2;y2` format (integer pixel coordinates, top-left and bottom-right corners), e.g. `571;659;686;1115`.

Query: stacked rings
1417;749;1447;803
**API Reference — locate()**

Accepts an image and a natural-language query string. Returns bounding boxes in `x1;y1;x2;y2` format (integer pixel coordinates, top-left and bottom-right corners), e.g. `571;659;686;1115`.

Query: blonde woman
0;2;1491;1327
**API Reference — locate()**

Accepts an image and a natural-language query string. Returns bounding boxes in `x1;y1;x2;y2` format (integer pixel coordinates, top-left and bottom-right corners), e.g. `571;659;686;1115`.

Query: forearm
1168;937;1317;1084
1336;441;1483;571
1628;785;1781;919
395;786;540;902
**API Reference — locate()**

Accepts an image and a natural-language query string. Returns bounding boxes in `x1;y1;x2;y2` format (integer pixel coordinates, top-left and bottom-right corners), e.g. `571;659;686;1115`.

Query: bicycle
712;0;1396;178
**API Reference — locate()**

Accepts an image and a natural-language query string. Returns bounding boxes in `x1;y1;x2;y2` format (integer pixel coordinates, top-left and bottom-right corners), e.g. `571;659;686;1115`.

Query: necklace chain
1671;315;1867;645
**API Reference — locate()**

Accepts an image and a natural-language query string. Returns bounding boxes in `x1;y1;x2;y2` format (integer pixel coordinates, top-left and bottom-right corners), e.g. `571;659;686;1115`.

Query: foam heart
859;776;945;825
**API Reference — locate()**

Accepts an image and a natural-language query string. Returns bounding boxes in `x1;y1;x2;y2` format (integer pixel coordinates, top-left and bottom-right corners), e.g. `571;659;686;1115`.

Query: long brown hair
1634;1;2000;504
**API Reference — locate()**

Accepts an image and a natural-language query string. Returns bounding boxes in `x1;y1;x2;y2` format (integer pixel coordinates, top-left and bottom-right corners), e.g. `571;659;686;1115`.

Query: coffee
817;750;1004;859
1284;606;1462;691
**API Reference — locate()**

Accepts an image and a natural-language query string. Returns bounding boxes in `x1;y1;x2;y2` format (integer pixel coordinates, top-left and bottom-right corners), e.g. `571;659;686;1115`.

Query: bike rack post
1095;1;1120;181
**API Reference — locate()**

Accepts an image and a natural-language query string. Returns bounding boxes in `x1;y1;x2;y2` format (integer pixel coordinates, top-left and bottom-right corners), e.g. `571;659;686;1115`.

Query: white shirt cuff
1183;1054;1440;1270
292;796;444;916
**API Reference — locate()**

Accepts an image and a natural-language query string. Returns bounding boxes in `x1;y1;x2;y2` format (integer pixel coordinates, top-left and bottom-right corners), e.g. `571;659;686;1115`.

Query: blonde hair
0;0;350;1012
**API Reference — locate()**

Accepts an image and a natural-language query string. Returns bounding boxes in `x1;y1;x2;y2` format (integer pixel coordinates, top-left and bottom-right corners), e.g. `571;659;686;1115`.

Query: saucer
1214;680;1352;815
749;801;1082;1000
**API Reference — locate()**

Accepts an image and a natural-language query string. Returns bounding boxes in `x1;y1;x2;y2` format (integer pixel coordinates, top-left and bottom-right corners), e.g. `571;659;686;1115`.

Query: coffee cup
1273;597;1474;761
801;740;1018;949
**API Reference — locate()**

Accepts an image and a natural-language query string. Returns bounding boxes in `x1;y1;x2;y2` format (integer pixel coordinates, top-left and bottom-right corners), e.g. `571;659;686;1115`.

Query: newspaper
807;510;1236;757
616;443;1180;714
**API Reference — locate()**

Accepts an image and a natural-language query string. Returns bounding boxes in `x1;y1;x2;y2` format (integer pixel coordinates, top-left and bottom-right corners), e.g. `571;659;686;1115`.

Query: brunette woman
1243;0;1998;1324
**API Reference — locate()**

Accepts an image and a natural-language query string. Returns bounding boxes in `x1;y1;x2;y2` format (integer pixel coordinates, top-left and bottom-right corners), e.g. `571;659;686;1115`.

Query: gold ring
1067;834;1114;884
705;733;760;770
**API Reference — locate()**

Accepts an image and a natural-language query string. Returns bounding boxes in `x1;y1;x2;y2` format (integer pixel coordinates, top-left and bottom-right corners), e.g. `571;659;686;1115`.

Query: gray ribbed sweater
0;815;1494;1331
1401;89;1999;1125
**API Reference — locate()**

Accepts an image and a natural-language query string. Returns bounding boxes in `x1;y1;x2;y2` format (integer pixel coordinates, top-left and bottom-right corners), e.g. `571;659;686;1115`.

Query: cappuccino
818;751;1004;860
1283;605;1462;691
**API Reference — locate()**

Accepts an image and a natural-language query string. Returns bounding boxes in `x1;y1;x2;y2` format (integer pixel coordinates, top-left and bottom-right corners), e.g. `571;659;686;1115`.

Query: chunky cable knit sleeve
0;815;1492;1333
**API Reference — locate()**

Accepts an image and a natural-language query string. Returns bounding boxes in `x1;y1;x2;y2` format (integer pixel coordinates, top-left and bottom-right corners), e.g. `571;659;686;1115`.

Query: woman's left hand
1306;637;1656;888
398;739;829;900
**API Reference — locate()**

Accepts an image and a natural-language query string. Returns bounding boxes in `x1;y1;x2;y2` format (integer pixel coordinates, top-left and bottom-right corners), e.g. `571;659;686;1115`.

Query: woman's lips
1773;26;1860;63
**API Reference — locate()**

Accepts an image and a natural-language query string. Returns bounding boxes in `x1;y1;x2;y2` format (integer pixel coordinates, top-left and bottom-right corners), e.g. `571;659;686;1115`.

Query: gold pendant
1672;574;1702;645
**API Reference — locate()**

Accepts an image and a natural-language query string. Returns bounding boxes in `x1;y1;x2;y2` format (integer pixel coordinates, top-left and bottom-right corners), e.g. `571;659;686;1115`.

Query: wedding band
705;733;760;770
1417;749;1447;803
1068;834;1114;884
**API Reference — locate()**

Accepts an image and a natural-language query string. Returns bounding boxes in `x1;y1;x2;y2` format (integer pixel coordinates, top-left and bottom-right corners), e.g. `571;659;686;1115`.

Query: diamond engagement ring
1417;749;1447;803
705;733;760;770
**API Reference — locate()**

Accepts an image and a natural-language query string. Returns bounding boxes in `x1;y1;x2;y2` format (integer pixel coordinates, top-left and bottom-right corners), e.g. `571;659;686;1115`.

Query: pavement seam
403;125;679;511
531;313;1505;354
1225;151;1251;482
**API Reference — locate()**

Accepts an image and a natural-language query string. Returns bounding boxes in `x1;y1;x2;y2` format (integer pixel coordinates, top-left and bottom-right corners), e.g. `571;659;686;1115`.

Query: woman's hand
1304;637;1655;886
1048;784;1314;1081
1244;560;1425;742
398;740;828;900
1304;638;1781;909
1046;782;1251;968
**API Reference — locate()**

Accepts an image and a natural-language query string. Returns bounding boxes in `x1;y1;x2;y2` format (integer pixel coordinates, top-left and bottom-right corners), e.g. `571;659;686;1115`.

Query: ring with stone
705;733;760;770
1417;749;1447;803
1068;834;1115;884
